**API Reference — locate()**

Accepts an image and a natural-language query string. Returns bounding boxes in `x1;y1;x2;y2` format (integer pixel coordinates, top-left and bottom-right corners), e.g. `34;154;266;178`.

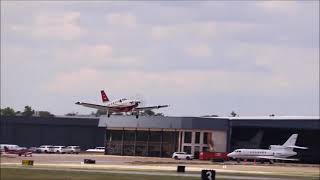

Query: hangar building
99;116;320;163
1;115;319;163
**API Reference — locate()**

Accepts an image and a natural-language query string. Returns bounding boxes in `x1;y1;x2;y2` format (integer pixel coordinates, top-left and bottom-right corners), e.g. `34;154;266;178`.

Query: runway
1;153;319;180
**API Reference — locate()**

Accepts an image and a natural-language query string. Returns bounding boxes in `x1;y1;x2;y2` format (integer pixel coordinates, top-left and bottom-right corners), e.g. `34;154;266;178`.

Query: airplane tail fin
100;90;110;103
4;146;9;152
250;131;264;145
283;134;298;147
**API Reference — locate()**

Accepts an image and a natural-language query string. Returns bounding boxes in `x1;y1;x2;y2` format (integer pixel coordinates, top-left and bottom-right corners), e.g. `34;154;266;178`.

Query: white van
86;147;105;153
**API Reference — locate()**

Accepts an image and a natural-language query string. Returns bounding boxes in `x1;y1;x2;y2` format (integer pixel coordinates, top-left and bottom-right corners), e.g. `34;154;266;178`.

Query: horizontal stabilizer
285;145;308;149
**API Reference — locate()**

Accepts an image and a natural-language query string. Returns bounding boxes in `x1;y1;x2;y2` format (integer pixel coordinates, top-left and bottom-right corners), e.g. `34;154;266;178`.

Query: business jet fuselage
227;148;297;160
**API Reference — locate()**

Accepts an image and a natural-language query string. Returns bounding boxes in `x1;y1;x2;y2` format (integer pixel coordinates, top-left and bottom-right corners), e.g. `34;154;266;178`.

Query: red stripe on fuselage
112;104;138;112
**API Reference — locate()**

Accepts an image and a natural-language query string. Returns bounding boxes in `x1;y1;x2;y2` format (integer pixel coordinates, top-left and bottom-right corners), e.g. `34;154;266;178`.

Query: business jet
227;134;307;163
76;90;169;118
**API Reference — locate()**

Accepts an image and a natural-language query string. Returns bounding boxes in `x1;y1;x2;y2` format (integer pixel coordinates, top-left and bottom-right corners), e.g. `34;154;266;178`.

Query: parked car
172;152;194;160
86;147;105;153
53;146;70;154
28;147;41;153
38;145;55;153
65;146;80;154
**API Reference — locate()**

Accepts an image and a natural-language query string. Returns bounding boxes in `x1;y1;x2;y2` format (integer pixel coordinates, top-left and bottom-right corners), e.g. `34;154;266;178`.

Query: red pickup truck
199;151;229;162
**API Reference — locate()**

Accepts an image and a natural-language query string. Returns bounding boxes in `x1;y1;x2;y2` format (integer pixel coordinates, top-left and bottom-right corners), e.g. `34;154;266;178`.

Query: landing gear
269;160;274;164
237;158;240;163
107;114;111;118
135;114;139;119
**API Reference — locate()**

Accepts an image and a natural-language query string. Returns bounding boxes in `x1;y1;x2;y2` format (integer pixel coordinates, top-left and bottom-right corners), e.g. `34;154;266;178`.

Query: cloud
106;13;137;28
44;67;302;98
10;11;85;40
150;21;261;43
256;1;299;14
53;44;145;68
185;45;212;57
2;2;318;116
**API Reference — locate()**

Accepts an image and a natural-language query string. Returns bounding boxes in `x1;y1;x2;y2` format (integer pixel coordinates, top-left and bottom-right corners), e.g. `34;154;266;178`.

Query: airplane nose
227;153;233;157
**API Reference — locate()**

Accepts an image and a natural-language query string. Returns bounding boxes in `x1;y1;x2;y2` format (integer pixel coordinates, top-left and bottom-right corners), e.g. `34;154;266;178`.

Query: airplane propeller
132;93;146;107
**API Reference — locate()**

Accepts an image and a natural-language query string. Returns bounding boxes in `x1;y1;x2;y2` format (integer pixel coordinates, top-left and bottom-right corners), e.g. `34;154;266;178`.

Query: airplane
3;146;32;157
227;134;308;164
76;90;169;118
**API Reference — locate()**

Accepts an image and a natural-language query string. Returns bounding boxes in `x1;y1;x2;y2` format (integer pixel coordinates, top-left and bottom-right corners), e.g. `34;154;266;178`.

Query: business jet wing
135;105;169;111
256;156;299;161
75;102;118;111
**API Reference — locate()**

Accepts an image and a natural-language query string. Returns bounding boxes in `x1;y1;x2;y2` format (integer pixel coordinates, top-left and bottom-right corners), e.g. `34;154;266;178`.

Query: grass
0;168;199;180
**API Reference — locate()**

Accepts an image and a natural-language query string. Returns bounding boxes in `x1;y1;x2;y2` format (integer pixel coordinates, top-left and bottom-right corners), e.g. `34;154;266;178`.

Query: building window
149;131;161;142
184;132;192;144
111;130;123;141
183;146;192;154
203;132;208;144
195;132;200;144
203;146;209;152
135;131;148;156
124;130;135;144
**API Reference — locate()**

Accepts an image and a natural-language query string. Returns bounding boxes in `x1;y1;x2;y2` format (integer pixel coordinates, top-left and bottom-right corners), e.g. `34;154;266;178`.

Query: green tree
22;106;34;117
143;110;155;116
66;112;77;116
155;113;164;116
38;111;54;117
230;111;237;117
95;110;107;117
1;107;16;116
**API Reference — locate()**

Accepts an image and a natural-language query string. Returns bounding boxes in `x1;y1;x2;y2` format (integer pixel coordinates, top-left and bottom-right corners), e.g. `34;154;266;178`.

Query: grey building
1;115;319;163
98;115;320;163
0;116;104;150
99;116;229;158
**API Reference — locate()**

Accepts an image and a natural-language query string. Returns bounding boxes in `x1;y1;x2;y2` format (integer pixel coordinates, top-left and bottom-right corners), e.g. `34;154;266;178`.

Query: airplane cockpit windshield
119;98;127;102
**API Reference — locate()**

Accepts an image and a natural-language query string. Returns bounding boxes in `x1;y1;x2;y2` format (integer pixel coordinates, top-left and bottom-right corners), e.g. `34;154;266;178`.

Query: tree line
0;106;54;117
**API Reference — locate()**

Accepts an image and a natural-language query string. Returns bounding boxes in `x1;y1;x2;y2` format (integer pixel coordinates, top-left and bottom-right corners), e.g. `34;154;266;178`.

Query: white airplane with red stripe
76;90;169;118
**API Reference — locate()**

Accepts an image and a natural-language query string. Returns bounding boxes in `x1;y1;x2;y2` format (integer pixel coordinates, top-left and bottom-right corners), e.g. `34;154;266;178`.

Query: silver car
38;145;55;153
53;146;70;154
172;152;194;160
65;146;80;154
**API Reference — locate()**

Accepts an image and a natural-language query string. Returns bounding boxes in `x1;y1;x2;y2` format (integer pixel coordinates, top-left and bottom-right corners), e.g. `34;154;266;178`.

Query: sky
1;1;319;117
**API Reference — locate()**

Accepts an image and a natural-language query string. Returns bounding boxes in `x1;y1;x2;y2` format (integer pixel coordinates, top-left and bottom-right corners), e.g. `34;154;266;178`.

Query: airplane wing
75;102;118;112
256;156;299;161
135;105;169;111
